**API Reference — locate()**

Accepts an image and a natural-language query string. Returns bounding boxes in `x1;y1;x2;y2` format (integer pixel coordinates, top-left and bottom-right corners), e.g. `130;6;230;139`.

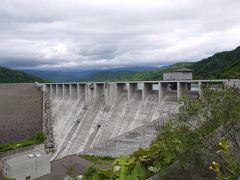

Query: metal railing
0;145;35;159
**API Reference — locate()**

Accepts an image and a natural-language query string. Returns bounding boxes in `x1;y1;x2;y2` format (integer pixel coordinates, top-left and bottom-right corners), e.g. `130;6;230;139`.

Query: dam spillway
43;80;234;159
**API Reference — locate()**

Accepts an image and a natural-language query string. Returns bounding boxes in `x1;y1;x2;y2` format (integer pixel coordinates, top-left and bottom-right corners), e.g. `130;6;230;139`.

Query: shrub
82;166;97;180
79;154;115;162
210;138;240;180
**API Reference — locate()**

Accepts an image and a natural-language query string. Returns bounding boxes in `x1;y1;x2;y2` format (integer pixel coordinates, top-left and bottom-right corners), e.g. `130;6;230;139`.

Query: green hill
0;66;47;83
129;62;193;81
85;46;240;81
191;46;240;79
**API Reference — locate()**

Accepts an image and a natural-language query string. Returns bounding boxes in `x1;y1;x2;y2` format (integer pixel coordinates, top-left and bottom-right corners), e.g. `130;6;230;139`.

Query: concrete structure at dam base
2;149;51;180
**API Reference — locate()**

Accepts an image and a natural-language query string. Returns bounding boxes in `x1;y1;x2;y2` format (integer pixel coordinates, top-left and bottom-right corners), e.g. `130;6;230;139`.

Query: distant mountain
92;46;240;81
21;66;159;82
83;70;136;82
0;66;47;83
16;46;240;82
102;66;159;72
21;69;97;82
83;63;192;81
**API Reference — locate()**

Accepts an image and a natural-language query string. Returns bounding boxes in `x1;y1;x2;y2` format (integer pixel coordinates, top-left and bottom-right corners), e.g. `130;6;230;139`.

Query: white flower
113;165;120;172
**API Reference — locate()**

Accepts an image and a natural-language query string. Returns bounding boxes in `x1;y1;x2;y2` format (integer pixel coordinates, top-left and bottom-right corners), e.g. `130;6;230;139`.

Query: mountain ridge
0;66;47;83
20;66;159;82
1;46;239;83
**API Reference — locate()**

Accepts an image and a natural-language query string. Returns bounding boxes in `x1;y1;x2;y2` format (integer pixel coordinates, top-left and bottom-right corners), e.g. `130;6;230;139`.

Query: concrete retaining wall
0;83;43;143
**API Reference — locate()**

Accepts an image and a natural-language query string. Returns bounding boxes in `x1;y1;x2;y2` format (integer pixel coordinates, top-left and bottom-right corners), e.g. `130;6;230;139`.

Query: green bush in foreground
0;131;44;152
82;166;97;180
210;138;240;180
81;86;240;179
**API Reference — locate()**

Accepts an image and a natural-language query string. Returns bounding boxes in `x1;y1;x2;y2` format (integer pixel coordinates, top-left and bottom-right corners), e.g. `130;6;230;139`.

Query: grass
0;131;44;152
80;154;115;169
1;178;16;180
80;155;115;179
79;154;115;162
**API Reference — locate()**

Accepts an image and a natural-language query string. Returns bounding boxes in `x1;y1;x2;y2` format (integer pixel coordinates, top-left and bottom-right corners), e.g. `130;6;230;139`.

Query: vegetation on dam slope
0;131;44;152
81;86;240;179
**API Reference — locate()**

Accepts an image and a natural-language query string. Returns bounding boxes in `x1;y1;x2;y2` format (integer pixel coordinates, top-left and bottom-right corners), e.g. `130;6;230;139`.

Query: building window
26;176;31;180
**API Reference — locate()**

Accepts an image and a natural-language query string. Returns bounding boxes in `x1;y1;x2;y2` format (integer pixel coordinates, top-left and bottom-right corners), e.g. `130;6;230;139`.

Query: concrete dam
42;80;235;160
1;79;239;180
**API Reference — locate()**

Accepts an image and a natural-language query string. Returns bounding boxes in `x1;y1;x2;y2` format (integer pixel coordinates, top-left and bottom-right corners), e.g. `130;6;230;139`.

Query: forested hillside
192;46;240;79
0;66;47;83
83;71;136;81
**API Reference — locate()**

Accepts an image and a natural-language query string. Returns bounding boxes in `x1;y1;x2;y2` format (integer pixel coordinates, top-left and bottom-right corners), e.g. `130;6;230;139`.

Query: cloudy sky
0;0;240;70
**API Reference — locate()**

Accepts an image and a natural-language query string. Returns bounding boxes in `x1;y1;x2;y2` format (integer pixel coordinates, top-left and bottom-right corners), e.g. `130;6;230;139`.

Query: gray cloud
0;0;240;70
0;57;58;69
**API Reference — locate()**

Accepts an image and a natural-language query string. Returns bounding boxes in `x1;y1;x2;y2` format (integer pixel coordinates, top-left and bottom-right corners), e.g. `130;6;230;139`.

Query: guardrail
0;144;44;159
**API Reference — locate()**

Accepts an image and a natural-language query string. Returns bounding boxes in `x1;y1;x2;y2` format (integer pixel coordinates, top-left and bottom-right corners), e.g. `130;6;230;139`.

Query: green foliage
79;154;115;162
0;131;44;152
210;138;240;180
176;86;240;151
82;166;98;180
1;177;16;180
167;86;240;177
67;166;78;178
105;155;146;179
155;122;211;171
34;131;45;143
84;71;137;82
192;46;240;79
82;155;148;180
0;66;48;83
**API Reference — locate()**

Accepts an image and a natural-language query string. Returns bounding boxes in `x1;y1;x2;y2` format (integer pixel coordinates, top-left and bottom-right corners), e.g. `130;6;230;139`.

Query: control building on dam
42;79;239;159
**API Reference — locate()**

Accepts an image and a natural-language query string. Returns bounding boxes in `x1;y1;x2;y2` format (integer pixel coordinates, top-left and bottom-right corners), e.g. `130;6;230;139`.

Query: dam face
0;80;237;160
43;80;233;159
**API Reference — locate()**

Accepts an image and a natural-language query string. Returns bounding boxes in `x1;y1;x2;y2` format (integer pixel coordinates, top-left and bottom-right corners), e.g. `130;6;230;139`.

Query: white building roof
4;150;46;166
